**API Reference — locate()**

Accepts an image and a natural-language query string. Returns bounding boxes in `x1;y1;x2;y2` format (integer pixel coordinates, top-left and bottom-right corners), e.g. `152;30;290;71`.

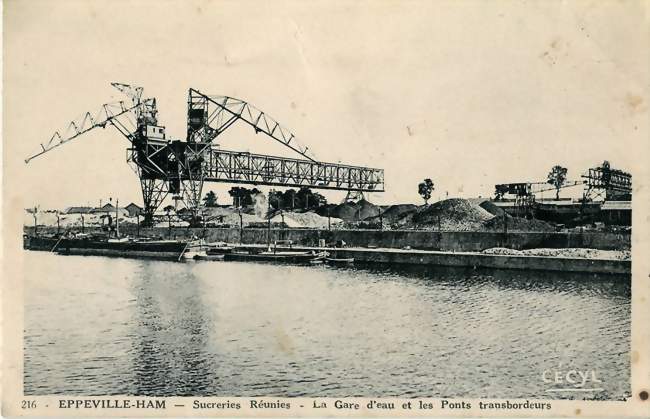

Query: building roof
64;206;93;214
90;204;130;214
125;202;142;209
90;203;116;212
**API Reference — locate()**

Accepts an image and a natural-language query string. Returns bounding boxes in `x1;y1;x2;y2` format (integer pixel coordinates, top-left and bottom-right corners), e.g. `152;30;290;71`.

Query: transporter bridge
25;83;385;225
494;181;583;217
494;161;632;218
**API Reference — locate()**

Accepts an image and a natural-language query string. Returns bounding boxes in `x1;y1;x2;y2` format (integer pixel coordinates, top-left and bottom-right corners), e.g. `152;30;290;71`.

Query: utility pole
201;205;206;242
327;206;331;231
280;209;285;239
267;189;272;250
81;213;85;234
279;195;285;240
168;210;172;239
135;213;139;237
56;211;61;235
115;198;120;238
238;207;243;244
33;207;38;237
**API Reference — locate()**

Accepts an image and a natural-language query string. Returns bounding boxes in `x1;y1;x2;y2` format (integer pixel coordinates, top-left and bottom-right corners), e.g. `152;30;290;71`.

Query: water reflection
352;263;631;299
24;252;630;399
130;261;218;396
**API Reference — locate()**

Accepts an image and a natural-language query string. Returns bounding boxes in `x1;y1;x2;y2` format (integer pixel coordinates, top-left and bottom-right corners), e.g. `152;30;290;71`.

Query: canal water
23;252;630;399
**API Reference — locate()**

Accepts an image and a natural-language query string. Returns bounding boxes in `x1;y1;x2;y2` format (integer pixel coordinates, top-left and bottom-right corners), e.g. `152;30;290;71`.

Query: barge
23;235;61;251
223;250;327;264
24;237;189;260
53;237;189;260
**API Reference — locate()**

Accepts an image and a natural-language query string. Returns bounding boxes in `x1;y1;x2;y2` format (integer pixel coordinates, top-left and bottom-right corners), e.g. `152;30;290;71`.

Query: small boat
181;246;206;260
193;253;225;261
205;246;234;255
224;250;327;264
325;257;355;265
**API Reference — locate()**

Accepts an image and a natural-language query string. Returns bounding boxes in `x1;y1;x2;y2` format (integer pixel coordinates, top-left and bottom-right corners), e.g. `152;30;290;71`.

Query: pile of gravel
318;199;381;222
269;211;343;228
395;198;495;231
482;247;631;260
479;200;507;217
365;204;418;224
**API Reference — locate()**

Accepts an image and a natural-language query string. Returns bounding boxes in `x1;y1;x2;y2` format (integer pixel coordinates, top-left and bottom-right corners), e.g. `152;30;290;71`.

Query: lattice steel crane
25;83;385;225
581;161;632;202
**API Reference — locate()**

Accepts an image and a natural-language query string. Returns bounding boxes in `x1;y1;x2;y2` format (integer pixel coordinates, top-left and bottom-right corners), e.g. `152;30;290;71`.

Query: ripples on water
23;252;630;399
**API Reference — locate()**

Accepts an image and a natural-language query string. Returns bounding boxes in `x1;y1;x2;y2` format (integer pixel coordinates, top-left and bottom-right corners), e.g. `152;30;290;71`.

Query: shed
125;203;143;217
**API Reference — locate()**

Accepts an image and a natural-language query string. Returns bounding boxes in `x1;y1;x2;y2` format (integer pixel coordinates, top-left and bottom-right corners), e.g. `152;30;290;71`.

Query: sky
4;0;648;210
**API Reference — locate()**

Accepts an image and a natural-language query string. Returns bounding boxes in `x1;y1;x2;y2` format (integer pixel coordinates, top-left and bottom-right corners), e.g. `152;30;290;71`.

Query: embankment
325;248;630;275
24;226;631;252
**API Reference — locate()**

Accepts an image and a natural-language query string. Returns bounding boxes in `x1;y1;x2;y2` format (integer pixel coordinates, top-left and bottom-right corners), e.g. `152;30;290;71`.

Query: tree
284;189;297;209
296;187;327;210
418;178;434;204
229;187;248;207
267;188;328;211
547;165;568;200
269;190;284;210
228;187;260;207
203;191;218;207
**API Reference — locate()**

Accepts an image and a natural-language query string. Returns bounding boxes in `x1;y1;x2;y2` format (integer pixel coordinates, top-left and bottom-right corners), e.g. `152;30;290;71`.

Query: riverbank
330;247;630;275
23;225;631;275
230;244;630;275
24;226;631;252
23;235;629;274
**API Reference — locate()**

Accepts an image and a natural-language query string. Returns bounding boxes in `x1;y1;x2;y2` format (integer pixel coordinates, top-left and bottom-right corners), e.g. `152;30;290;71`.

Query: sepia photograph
2;0;648;417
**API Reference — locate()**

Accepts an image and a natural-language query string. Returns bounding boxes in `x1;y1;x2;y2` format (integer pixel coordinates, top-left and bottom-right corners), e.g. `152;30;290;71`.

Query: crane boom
25;99;152;164
110;82;144;105
187;89;317;162
25;83;385;226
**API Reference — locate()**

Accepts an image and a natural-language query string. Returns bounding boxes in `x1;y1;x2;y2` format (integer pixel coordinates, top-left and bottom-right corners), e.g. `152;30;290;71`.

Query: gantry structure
26;83;385;224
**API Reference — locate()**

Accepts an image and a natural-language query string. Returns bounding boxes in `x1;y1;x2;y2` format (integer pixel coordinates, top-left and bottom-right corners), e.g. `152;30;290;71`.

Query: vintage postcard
2;0;649;417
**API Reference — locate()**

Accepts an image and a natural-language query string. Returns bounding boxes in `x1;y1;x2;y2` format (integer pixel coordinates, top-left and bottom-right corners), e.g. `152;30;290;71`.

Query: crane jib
26;82;385;225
